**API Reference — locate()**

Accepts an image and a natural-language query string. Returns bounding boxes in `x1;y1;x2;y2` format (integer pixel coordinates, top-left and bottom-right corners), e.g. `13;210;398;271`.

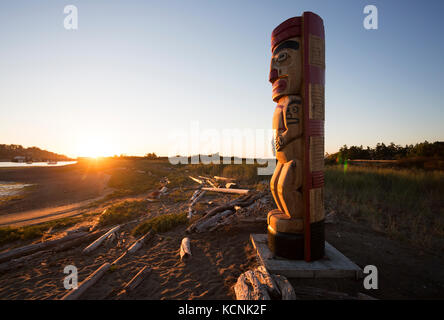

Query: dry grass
325;165;444;249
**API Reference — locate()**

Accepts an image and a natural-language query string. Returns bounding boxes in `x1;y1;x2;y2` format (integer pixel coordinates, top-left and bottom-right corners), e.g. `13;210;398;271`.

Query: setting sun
74;136;117;158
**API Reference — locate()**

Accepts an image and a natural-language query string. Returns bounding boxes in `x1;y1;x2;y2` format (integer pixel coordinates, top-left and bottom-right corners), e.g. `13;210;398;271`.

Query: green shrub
132;212;188;236
0;217;80;246
98;200;148;226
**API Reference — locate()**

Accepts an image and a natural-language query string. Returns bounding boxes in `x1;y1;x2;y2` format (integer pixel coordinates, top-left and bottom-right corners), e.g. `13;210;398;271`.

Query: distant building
13;156;26;163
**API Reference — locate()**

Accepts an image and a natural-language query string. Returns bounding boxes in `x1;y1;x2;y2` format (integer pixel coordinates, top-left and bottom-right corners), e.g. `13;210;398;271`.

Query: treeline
326;141;444;163
0;144;70;161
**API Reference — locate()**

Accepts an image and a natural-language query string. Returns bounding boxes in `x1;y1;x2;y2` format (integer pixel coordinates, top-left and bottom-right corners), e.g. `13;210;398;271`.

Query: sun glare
74;137;117;158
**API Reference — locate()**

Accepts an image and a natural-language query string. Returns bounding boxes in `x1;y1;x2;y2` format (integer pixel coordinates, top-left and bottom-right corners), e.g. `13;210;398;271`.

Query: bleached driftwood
179;237;192;261
198;176;218;188
61;262;111;300
83;225;120;254
214;176;236;182
190;190;206;207
255;266;281;299
189;176;203;184
66;226;90;235
272;274;296;300
234;268;297;300
208;214;237;232
0;251;47;273
0;230;107;273
245;270;271;300
234;270;270;300
186;192;264;233
234;272;254;300
202;187;249;195
104;232;117;245
123;265;152;292
187;190;207;219
225;182;237;189
187;207;194;220
127;231;152;254
190;190;201;202
194;209;233;233
0;231;89;264
110;232;152;266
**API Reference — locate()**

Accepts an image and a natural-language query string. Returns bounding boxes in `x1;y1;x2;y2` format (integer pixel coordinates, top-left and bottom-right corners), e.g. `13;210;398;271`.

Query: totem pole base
250;234;363;279
267;221;325;260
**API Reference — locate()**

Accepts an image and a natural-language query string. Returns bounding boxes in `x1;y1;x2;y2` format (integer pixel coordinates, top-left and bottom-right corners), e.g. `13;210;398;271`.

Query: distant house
13;156;26;163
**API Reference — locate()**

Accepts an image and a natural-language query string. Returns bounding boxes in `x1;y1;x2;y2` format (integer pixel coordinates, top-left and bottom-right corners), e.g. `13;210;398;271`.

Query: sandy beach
0;163;111;216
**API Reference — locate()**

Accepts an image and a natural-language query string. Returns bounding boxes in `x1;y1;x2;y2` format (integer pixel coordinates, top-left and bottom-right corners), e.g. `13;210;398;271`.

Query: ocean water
0;161;77;168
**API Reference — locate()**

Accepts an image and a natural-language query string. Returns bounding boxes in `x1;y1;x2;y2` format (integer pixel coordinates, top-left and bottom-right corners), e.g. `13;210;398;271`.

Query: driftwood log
0;251;47;273
0;230;105;273
187;190;207;219
255;266;281;299
186;192;265;233
194;209;233;233
127;231;152;254
213;176;236;182
123;266;152;292
189;176;203;185
179;237;192;261
234;270;271;300
201;187;249;195
190;190;206;207
272;274;296;300
61;262;111;300
198;176;218;188
0;231;89;264
234;268;296;300
111;231;153;266
83;225;120;254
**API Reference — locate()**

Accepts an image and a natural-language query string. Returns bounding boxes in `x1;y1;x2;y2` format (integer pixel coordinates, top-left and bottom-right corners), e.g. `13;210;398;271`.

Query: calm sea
0;161;77;168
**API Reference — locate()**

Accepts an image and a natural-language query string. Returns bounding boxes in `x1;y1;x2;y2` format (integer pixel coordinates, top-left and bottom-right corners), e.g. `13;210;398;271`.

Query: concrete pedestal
250;234;363;279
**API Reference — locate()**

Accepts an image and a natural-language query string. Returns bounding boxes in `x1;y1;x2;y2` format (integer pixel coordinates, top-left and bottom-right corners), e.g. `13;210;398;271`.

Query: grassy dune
325;165;444;249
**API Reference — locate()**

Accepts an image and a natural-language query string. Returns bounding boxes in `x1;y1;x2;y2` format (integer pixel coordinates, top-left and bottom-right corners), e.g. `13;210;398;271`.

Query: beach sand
0;221;264;300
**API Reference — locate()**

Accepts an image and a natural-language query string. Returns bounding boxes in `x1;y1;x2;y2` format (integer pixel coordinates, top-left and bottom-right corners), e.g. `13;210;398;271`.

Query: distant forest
0;144;70;161
327;141;444;163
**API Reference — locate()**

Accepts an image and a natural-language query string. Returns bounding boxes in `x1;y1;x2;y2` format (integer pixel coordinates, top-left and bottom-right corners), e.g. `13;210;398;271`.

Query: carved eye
277;52;287;62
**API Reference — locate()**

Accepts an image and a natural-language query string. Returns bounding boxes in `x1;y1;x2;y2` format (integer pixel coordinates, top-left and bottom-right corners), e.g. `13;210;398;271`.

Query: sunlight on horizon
73;136;120;158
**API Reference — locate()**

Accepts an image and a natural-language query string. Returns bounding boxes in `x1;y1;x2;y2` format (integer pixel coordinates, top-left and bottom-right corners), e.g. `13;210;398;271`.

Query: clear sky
0;0;443;158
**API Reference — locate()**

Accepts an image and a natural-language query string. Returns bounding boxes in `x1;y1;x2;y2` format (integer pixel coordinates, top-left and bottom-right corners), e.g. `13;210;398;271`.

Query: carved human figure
269;37;304;225
267;13;325;261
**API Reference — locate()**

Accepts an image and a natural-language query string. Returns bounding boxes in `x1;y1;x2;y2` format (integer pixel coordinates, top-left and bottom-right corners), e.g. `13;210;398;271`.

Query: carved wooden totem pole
268;12;325;261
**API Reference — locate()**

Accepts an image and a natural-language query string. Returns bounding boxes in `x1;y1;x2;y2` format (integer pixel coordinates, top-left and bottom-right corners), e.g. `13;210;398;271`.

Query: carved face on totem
269;37;302;102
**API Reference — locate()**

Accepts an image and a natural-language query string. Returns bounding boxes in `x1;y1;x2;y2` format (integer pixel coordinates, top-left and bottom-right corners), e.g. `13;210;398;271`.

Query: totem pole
267;12;325;261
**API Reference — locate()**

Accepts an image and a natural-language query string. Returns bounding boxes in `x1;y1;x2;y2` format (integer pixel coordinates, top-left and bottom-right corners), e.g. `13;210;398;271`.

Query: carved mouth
272;79;287;94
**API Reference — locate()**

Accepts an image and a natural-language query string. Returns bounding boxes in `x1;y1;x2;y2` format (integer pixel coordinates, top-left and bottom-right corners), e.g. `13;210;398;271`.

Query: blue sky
0;0;443;158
